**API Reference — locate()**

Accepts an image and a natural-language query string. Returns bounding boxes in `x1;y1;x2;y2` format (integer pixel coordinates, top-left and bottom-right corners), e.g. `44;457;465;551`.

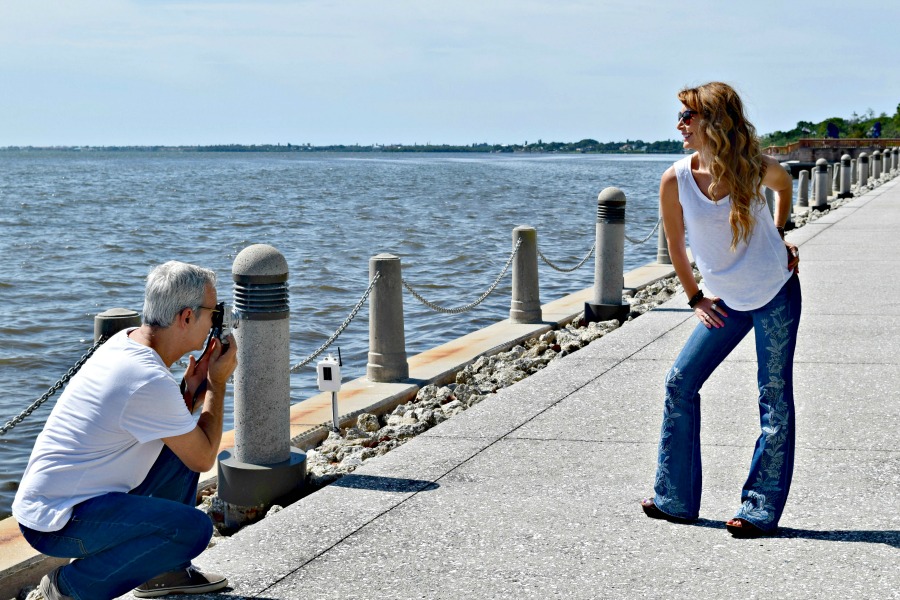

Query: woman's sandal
725;518;772;538
640;498;696;524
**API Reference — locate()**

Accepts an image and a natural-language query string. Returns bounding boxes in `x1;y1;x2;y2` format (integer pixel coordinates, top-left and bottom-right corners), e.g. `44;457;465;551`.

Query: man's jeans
20;446;211;600
653;273;801;531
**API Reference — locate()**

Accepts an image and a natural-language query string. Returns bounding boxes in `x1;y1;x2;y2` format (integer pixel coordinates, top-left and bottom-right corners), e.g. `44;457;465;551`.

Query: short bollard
585;187;629;323
813;158;829;211
873;151;882;180
218;244;306;513
838;154;853;199
366;253;409;382
93;308;141;342
859;152;869;187
509;226;542;323
797;170;810;208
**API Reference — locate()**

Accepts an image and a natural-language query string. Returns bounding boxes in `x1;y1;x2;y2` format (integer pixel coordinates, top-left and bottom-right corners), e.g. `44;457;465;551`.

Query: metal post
366;254;409;382
585;187;629;323
93;308;141;342
859;152;869;187
813;158;829;211
838;154;853;198
509;226;542;324
797;170;809;207
218;243;306;509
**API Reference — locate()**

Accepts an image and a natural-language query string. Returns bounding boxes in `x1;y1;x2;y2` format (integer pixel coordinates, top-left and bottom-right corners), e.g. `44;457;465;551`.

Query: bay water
0;151;679;517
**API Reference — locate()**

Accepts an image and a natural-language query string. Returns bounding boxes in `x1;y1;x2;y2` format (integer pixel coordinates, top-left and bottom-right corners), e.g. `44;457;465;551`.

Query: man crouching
14;261;237;599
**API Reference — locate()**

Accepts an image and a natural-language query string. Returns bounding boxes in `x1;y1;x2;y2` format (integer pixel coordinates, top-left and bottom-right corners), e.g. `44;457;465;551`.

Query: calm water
0;151;679;517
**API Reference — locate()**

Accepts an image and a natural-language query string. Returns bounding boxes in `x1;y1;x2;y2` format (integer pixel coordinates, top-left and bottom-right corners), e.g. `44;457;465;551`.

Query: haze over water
0;151;677;517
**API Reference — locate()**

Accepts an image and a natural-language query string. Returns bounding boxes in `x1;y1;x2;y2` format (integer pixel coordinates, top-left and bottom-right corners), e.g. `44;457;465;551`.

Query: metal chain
402;238;521;314
290;272;381;373
1;337;108;436
625;217;661;245
538;244;595;272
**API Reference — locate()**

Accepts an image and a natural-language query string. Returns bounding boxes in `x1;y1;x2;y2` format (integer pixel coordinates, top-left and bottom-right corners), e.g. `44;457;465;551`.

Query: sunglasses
677;109;699;125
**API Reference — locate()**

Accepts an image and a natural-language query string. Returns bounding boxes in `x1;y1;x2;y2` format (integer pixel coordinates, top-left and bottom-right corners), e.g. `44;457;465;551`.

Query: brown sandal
640;498;695;524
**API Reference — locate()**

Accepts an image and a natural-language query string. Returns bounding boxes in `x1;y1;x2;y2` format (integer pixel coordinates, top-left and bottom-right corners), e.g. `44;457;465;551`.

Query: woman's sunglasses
677;110;699;125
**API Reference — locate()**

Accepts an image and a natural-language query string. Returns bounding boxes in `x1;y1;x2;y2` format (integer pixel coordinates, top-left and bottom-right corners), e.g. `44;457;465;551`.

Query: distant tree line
761;104;900;147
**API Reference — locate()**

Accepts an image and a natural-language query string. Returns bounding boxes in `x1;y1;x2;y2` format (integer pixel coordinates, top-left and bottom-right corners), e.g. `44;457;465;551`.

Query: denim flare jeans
653;273;801;531
20;446;211;600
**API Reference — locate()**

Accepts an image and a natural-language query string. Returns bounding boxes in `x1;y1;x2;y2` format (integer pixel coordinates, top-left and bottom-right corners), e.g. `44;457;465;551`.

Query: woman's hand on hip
785;241;800;274
695;296;727;329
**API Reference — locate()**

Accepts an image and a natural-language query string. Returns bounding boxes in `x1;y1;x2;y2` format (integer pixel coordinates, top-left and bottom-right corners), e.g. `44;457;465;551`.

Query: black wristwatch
688;290;704;308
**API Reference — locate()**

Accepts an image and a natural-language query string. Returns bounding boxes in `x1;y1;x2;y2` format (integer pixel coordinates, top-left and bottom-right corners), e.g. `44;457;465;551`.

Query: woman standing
640;82;801;537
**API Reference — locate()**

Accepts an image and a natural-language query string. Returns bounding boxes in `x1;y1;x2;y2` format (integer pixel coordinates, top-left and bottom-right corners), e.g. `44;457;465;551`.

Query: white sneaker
132;565;227;598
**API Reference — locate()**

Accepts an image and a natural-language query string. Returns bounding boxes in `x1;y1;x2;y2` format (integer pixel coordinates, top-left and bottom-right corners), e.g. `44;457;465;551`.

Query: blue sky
2;0;898;146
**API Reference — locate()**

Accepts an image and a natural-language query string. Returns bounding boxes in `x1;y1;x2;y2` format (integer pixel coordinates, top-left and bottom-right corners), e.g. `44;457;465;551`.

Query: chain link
402;238;521;314
1;337;108;436
537;244;594;272
625;217;661;245
290;272;381;373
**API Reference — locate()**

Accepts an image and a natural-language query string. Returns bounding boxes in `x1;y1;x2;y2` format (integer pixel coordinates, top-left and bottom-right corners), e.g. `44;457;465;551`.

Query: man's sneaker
39;567;74;600
133;565;227;598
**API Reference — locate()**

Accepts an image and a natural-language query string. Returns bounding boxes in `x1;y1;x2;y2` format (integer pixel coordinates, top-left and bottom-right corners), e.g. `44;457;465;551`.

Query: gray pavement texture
192;180;900;600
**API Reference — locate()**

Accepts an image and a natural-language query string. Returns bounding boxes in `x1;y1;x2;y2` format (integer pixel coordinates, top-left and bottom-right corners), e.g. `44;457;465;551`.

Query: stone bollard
893;148;899;174
859;152;869;187
813;158;829;211
509;226;542;323
218;244;306;514
798;170;810;207
656;211;671;265
585;187;629;323
838;154;853;199
826;163;834;197
832;161;840;190
873;150;882;180
93;308;141;342
851;158;857;185
366;253;409;381
764;187;775;216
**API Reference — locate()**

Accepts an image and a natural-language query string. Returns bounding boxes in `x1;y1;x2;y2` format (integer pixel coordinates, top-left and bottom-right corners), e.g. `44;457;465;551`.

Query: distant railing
764;138;900;156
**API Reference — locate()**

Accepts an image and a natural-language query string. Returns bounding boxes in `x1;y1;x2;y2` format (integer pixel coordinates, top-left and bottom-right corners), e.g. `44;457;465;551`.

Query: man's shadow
690;518;899;548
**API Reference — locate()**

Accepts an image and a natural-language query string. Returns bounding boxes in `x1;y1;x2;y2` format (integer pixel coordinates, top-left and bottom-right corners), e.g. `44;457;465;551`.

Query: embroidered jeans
19;446;211;600
653;273;801;530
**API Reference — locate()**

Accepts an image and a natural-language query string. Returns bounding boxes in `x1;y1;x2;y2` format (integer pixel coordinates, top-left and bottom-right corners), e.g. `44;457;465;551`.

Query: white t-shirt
13;329;197;532
674;154;793;311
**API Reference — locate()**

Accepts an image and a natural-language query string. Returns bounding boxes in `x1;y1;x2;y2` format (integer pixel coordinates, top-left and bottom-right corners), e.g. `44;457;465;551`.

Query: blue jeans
20;446;212;600
653;273;801;531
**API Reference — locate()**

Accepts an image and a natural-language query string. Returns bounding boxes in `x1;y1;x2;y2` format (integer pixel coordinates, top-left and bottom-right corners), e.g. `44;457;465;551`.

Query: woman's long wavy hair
679;82;766;250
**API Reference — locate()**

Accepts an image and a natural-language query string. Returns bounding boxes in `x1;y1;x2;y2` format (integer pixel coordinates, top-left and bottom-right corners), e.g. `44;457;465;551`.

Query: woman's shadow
691;518;899;548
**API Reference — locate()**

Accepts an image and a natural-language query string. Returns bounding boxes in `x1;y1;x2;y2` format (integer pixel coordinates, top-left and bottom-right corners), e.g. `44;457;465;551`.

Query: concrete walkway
191;179;899;599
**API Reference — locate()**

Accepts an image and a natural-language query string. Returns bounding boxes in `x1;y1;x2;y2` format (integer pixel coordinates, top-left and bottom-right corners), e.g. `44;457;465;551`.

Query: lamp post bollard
858;152;869;187
509;226;542;324
838;154;853;199
93;308;141;342
797;170;809;208
218;244;306;516
585;187;629;323
813;158;829;211
366;253;409;382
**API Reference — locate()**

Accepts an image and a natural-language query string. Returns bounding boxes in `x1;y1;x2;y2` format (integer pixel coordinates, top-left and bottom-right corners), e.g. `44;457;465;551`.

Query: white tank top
674;154;792;311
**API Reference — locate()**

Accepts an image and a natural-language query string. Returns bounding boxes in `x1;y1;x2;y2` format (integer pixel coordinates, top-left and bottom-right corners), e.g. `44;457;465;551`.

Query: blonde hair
678;82;766;250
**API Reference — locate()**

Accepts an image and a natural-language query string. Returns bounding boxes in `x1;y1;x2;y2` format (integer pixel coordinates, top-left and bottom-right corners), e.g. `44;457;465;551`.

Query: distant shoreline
0;139;685;154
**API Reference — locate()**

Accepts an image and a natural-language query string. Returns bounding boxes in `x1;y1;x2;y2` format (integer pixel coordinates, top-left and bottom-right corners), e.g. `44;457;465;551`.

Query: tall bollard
873;150;882;180
851;158;857;185
838;154;853;199
797;170;809;208
218;244;306;511
813;158;829;211
93;308;141;342
859;152;869;187
585;187;629;323
832;161;840;191
893;148;899;174
509;226;542;324
826;164;834;197
366;253;409;381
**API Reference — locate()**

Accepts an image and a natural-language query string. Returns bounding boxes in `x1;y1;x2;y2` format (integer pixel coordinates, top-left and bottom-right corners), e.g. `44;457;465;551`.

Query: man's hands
182;334;237;412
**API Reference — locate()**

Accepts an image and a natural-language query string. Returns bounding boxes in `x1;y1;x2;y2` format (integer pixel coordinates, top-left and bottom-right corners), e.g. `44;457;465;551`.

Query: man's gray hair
142;261;217;327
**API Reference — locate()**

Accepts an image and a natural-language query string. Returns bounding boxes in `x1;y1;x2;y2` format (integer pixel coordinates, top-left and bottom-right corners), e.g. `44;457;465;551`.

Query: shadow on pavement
330;474;439;493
